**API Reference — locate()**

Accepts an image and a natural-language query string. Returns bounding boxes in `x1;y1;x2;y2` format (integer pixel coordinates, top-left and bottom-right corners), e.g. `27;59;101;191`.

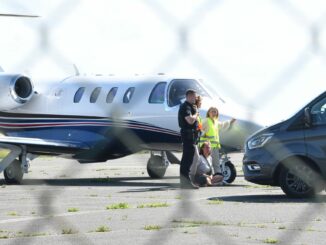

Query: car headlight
247;133;273;150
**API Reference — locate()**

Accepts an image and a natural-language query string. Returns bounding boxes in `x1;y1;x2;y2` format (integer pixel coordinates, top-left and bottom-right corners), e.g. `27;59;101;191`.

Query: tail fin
73;64;80;76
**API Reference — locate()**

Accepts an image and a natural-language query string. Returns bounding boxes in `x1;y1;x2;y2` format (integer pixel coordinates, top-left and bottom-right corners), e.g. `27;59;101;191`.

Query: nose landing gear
220;152;237;184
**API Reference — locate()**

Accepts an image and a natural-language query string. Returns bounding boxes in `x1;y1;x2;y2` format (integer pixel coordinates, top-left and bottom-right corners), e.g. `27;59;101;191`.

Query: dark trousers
180;131;196;186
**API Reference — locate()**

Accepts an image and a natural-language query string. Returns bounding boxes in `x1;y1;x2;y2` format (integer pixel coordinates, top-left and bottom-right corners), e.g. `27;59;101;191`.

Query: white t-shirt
196;155;213;175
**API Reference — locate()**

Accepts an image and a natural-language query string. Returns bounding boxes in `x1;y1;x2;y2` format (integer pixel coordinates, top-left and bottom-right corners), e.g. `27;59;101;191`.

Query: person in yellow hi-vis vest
200;107;236;176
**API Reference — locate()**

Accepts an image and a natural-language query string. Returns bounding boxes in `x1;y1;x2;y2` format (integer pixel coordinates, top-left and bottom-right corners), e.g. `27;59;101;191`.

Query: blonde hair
206;107;219;122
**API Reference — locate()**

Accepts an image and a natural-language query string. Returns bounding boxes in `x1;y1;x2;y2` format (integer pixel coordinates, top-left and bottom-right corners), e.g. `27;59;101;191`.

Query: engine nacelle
0;74;34;111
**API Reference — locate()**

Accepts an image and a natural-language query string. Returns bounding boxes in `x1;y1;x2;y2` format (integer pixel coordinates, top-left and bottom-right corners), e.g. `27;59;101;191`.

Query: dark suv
243;91;326;198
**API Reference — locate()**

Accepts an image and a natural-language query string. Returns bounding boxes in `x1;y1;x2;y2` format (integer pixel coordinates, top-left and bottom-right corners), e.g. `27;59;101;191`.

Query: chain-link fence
1;0;326;244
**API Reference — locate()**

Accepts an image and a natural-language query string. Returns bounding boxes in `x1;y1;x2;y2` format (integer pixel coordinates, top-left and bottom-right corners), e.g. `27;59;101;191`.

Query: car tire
279;160;323;198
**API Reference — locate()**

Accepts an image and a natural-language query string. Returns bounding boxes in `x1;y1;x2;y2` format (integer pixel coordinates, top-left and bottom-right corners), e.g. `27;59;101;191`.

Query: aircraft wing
0;136;89;154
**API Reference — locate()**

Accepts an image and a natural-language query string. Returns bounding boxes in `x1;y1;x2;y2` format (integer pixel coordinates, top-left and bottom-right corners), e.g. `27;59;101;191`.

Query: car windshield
168;79;210;107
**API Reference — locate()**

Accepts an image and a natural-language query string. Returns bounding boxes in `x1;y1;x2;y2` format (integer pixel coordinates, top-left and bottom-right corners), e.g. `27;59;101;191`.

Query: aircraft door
146;82;172;129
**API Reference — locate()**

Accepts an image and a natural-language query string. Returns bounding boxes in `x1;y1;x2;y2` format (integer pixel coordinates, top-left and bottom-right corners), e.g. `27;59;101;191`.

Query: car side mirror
304;107;312;128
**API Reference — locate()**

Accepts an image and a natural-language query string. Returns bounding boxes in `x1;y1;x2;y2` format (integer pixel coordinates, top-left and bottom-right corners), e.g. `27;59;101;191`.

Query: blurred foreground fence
2;0;326;244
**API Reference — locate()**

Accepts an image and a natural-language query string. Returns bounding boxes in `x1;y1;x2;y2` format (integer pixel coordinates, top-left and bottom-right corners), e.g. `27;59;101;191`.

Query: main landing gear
0;144;34;184
4;159;24;184
147;151;169;179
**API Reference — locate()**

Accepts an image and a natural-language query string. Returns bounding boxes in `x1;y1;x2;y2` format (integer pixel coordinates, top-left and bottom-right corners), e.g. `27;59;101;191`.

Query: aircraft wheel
147;155;167;179
4;160;24;184
222;161;237;184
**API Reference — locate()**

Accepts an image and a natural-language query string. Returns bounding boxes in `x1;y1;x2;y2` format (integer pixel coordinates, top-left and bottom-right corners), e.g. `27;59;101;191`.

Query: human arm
218;118;236;131
183;104;198;125
185;114;198;125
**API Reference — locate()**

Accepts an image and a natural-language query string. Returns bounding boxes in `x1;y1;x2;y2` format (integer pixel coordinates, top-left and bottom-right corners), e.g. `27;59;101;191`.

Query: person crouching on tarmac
199;107;236;178
194;141;223;186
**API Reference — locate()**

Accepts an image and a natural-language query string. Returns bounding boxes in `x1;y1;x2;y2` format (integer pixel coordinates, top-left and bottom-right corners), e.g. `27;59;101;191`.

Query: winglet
0;66;4;72
73;64;80;76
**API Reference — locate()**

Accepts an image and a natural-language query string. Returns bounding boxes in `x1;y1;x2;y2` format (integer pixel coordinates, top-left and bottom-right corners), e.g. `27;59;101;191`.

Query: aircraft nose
232;119;262;138
219;119;263;150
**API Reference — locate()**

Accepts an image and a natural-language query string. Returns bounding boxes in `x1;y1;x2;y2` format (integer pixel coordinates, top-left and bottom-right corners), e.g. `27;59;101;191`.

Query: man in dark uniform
178;89;199;189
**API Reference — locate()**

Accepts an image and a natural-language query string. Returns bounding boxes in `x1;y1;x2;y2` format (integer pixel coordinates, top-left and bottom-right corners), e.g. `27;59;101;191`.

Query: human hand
212;174;223;184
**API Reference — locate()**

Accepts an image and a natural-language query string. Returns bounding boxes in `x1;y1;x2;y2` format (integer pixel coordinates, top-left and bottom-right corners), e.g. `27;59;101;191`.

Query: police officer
178;89;199;189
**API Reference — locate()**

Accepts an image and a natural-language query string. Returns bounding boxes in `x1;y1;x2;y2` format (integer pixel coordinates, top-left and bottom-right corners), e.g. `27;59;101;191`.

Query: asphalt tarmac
0;153;325;245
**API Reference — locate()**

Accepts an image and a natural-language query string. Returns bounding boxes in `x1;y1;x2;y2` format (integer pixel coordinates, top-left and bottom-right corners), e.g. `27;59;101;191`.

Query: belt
181;128;195;133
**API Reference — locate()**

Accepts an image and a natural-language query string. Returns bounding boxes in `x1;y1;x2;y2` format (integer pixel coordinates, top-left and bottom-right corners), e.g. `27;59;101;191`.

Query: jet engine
0;74;34;111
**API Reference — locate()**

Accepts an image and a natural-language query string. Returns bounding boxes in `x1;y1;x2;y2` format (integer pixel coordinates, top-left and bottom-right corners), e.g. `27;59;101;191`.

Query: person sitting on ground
194;141;223;187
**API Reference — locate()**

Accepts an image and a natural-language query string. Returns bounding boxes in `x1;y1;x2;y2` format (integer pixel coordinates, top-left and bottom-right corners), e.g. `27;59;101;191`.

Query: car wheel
279;161;322;198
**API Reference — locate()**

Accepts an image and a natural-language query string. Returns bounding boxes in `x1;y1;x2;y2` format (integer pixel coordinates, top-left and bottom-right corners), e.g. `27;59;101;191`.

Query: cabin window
168;79;210;107
90;87;102;103
73;87;85;103
149;82;166;104
123;87;135;103
106;87;118;103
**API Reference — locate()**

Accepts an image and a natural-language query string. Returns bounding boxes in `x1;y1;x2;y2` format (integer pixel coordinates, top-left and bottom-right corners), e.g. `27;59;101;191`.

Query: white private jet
0;13;261;184
0;72;261;184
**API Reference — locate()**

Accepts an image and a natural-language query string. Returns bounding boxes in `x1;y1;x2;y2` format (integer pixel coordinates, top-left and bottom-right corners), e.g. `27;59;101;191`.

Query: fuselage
0;74;261;161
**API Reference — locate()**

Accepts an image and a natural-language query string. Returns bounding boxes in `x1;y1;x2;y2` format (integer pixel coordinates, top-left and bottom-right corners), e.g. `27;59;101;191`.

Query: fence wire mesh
1;0;326;244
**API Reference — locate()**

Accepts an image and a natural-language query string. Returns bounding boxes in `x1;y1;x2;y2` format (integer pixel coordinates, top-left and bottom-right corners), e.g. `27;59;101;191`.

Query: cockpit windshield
168;79;210;107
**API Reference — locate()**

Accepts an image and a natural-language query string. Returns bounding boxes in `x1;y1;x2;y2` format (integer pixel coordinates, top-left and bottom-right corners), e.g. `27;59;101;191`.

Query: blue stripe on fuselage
0;117;181;150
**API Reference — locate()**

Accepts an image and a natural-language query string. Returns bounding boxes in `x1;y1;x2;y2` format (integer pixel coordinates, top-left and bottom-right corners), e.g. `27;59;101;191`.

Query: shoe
190;182;200;189
180;181;199;189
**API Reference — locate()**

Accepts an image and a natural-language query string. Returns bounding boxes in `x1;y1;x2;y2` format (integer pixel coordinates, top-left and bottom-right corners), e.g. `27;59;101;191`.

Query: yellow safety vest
199;118;221;149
